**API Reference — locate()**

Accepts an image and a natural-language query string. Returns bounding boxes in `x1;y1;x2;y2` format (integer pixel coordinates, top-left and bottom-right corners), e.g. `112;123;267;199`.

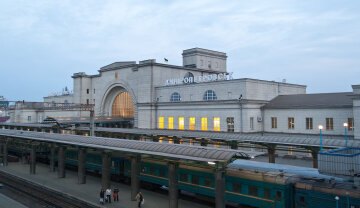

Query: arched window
184;72;194;84
203;90;217;101
112;92;134;118
170;92;181;102
184;72;194;79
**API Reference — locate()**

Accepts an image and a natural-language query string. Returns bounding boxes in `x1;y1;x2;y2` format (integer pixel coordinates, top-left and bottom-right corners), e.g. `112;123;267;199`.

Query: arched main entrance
111;92;134;118
101;84;137;128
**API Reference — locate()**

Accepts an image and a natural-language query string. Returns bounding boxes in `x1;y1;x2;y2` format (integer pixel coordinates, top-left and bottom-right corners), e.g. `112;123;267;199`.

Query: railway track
0;170;99;208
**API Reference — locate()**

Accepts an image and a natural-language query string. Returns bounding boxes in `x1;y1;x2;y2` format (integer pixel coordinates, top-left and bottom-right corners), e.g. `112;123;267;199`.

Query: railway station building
8;48;360;140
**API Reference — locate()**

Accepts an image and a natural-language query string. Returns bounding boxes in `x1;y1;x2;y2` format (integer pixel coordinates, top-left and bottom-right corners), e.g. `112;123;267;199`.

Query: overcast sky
1;0;359;101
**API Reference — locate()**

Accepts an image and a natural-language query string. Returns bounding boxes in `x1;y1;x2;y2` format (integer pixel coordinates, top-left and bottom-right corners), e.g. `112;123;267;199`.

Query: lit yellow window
158;117;164;129
201;117;207;131
168;117;173;129
189;117;195;130
179;117;184;130
214;117;220;131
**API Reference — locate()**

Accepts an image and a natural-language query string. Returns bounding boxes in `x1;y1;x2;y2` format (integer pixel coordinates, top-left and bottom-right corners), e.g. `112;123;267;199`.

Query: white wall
264;108;354;136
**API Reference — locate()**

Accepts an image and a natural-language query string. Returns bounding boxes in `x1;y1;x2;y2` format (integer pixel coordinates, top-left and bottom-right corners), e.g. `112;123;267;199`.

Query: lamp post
343;123;348;147
335;196;339;208
318;125;324;152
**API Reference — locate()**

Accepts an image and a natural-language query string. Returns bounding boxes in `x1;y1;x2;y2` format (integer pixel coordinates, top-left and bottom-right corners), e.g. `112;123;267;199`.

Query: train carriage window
276;191;282;201
264;188;271;199
141;166;147;173
204;177;212;187
192;175;199;185
159;169;166;177
150;167;156;175
248;186;258;196
180;173;187;182
232;183;242;193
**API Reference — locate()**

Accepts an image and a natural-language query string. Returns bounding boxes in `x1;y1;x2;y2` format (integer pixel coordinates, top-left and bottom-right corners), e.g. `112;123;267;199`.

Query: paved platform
0;192;28;208
0;162;211;208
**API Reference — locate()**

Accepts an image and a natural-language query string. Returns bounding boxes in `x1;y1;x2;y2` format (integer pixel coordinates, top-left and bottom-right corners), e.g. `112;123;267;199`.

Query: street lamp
335;196;339;208
318;125;324;152
343;123;348;147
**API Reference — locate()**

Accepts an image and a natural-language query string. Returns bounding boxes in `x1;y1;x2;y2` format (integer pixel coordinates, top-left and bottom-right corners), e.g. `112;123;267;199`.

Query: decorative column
78;148;87;184
3;140;8;166
49;145;56;172
308;147;320;169
30;145;36;174
131;155;141;200
168;162;179;208
101;152;111;189
200;139;208;146
215;163;226;208
267;144;277;163
57;146;66;178
230;141;238;150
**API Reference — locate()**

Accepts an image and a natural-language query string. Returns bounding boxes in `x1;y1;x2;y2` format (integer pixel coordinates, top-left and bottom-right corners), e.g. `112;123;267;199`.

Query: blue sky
0;0;359;101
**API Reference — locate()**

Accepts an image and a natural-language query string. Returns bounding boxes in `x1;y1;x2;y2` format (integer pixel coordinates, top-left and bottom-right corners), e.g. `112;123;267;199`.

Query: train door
295;193;309;208
275;190;285;208
114;158;125;179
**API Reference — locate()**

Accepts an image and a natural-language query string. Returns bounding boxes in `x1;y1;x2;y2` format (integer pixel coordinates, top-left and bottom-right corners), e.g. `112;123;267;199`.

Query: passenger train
10;148;360;208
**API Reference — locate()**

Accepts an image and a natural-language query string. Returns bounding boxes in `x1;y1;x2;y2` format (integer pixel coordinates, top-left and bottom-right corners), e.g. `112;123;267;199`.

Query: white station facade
11;48;360;140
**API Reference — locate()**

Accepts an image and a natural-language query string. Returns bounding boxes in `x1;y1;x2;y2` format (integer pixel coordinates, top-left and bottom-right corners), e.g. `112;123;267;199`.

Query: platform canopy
0;129;249;163
87;127;360;148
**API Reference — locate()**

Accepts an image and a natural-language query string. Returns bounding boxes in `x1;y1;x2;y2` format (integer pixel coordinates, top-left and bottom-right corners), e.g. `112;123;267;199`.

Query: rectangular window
232;183;242;193
86;99;89;105
306;117;313;130
250;117;254;130
271;117;277;129
348;118;354;131
179;117;184;130
204;177;212;187
180;173;187;182
213;117;220;131
326;118;333;130
150;167;156;175
158;117;164;129
288;117;295;129
227;117;234;132
159;169;165;177
201;117;207;131
192;175;199;185
248;186;258;196
93;89;95;94
264;188;271;199
27;116;31;121
288;146;295;155
86;89;89;94
168;117;173;129
276;191;282;201
189;117;195;130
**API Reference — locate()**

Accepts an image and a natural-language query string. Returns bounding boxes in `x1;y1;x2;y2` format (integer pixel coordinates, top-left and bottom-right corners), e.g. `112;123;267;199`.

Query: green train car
8;148;360;207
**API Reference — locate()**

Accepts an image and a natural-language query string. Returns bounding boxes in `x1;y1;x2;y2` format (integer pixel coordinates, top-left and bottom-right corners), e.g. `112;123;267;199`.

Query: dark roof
1;123;359;148
264;92;353;109
0;129;248;162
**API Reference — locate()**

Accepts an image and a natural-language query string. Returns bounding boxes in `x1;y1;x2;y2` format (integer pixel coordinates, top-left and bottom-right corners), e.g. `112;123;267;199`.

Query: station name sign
165;72;233;86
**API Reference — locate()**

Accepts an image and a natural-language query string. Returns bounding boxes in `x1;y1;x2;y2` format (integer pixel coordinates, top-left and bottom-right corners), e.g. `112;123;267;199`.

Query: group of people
99;188;144;207
99;187;119;204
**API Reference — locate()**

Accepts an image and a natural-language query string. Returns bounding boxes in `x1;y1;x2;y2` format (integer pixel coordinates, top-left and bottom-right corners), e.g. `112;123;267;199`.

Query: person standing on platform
105;188;112;203
136;192;143;208
99;188;105;205
113;187;119;202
